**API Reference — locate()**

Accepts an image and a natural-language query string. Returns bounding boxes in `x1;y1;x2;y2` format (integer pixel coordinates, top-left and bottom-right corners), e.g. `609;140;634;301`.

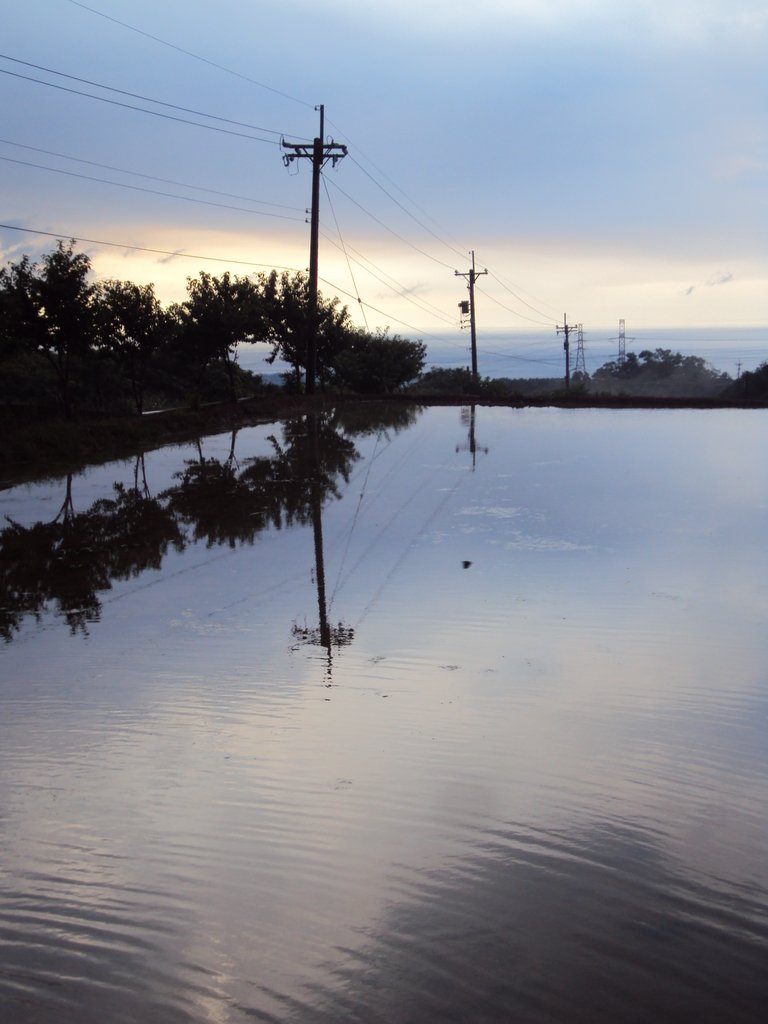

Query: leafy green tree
95;280;171;413
0;241;96;417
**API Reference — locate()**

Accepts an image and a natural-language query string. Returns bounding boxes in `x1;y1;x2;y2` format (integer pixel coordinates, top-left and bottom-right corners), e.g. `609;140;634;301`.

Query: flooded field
1;403;767;1023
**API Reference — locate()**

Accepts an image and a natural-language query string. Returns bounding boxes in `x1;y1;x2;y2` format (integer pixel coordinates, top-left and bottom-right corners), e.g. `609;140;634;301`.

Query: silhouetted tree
592;348;730;397
0;240;96;417
95;280;171;413
175;271;263;403
258;270;354;390
332;328;426;393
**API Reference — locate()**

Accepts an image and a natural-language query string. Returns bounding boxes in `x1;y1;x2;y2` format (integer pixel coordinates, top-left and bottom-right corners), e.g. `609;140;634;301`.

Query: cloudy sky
2;0;766;369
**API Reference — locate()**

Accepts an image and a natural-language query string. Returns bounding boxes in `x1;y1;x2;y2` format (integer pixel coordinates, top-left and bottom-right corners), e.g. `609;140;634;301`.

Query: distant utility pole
556;314;578;389
282;105;347;394
455;251;487;385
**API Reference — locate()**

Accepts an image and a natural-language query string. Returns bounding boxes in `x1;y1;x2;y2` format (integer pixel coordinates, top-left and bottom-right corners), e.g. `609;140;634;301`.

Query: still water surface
1;404;767;1023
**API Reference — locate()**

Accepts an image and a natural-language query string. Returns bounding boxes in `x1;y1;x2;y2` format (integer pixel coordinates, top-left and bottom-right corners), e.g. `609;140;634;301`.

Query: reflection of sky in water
1;406;767;1022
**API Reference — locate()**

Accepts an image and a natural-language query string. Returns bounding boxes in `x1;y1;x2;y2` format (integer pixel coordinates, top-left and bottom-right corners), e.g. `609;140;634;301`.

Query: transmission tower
573;324;587;379
612;319;635;365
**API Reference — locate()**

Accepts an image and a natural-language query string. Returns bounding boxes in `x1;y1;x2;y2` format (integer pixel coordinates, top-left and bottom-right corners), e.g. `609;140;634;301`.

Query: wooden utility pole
282;106;347;394
556;314;578;390
455;251;487;386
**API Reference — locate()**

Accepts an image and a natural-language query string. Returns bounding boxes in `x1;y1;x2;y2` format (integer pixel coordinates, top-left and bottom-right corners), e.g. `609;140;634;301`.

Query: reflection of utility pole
456;405;489;471
556;314;578;390
455;251;487;386
282;106;347;395
292;413;354;682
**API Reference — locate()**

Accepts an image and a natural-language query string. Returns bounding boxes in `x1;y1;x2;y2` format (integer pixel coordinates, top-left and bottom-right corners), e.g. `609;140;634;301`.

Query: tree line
0;240;427;419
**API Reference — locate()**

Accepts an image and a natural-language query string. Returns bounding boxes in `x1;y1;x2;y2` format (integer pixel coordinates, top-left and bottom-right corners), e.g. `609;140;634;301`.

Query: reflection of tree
3;408;404;641
163;416;360;550
1;406;426;641
0;472;183;640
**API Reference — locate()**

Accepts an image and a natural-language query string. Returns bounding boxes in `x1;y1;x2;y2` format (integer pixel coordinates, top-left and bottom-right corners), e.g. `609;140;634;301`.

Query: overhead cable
322;178;369;330
0;137;302;212
0;68;281;145
0;156;306;222
318;275;446;342
319;229;457;328
0;54;304;140
0;223;301;273
348;154;468;263
324;177;457;272
474;281;553;327
64;0;312;107
482;266;562;322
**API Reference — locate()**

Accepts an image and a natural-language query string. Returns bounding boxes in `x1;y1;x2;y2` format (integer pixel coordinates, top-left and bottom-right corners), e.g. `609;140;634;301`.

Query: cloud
706;271;734;287
686;271;733;295
157;249;186;265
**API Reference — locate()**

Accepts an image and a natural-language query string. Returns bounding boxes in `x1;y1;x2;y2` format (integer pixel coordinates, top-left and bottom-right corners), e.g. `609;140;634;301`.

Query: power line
64;0;313;108
0;54;303;140
0;137;302;211
327;118;470;260
347;154;468;263
324;177;457;272
0;155;306;222
0;68;281;145
322;177;369;331
318;275;446;342
0;223;301;273
481;267;561;322
319;230;457;328
474;281;553;327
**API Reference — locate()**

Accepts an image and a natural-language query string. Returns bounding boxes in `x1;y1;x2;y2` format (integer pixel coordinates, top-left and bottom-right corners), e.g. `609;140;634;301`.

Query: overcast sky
2;0;766;360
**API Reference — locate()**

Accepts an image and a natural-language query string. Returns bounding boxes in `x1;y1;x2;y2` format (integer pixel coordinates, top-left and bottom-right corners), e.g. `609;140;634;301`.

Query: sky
1;0;767;374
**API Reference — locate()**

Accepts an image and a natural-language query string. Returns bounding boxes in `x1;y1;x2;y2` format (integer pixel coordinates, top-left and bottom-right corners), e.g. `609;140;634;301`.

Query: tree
176;271;263;403
332;328;426;393
258;270;355;390
95;280;170;413
0;241;96;417
592;348;730;397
